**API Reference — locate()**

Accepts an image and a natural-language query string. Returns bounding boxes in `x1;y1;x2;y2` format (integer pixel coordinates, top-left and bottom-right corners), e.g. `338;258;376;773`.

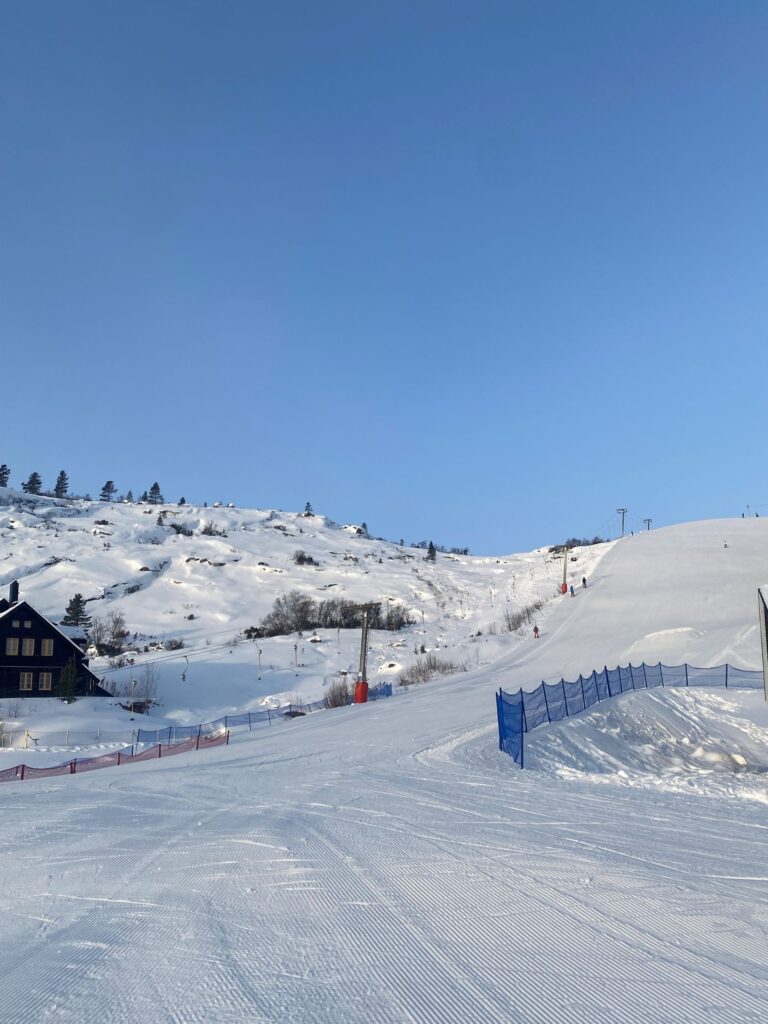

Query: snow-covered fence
0;731;230;783
496;662;765;768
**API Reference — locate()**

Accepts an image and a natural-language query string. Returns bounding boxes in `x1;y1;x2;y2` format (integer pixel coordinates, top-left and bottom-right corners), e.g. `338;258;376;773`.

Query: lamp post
256;645;262;680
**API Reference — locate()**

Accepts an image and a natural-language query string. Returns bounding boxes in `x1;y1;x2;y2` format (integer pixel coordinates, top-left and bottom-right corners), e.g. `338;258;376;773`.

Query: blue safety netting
497;661;764;768
135;683;394;744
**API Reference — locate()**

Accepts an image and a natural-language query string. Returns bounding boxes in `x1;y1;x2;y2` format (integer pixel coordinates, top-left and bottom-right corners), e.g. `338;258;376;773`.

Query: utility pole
643;518;652;531
351;602;380;704
616;508;628;537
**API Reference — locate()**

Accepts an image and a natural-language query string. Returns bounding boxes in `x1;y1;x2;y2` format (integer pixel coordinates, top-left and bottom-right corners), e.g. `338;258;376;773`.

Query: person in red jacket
533;625;540;639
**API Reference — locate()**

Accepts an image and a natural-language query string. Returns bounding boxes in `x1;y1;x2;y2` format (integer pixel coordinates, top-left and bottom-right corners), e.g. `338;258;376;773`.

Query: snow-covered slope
0;487;608;728
1;510;768;1023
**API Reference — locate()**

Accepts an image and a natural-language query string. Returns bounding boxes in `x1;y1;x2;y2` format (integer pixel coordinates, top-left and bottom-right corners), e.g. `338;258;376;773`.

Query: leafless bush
398;653;467;687
292;549;318;566
502;600;544;634
138;663;158;707
325;678;351;708
260;592;413;637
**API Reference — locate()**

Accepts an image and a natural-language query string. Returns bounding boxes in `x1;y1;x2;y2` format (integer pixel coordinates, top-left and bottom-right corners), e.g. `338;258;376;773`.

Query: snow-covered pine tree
148;482;163;504
0;464;10;487
100;480;117;501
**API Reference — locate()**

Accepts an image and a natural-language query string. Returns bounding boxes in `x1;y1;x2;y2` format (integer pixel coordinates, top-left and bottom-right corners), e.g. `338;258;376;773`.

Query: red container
354;681;369;704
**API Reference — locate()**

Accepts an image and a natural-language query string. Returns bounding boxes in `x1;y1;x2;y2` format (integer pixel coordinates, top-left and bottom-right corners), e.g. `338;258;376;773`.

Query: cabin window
5;638;19;656
21;638;35;657
41;638;54;657
11;620;19;628
23;620;32;629
19;672;33;691
38;672;52;691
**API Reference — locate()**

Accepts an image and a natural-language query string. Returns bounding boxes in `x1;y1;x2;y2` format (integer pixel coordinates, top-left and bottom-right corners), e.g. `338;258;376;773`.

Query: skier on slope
533;625;540;639
569;584;575;597
582;576;587;588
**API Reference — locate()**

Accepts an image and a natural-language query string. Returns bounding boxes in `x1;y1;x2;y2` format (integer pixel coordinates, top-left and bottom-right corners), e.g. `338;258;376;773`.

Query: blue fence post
542;683;551;722
659;662;664;687
579;674;585;705
520;726;524;769
642;662;648;687
495;690;504;751
684;663;689;687
725;664;728;689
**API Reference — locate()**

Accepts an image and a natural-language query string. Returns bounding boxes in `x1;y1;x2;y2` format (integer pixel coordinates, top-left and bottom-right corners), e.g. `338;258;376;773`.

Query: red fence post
195;733;200;750
226;730;230;745
70;761;76;774
20;765;25;780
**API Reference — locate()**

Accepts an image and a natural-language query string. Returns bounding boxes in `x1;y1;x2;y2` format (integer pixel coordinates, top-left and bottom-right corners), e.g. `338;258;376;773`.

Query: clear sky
2;1;767;553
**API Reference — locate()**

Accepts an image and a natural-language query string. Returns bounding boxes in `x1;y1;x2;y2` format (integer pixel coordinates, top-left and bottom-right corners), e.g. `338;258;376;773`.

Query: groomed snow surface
2;513;768;1022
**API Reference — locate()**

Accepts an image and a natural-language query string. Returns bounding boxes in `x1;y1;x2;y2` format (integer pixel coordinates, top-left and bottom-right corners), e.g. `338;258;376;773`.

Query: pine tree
148;482;163;504
126;490;134;502
426;541;437;562
140;491;149;502
54;470;69;498
304;501;314;517
0;464;9;487
178;496;186;505
100;480;117;502
21;472;42;495
61;593;92;628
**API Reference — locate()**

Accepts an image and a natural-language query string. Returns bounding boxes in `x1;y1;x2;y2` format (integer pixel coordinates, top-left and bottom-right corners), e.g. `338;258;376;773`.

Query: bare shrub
325;678;351;708
292;549;318;566
398;653;467;687
502;600;544;634
138;663;158;708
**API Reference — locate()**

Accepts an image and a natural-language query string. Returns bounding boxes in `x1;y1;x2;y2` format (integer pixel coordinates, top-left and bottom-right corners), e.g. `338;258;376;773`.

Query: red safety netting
0;731;230;783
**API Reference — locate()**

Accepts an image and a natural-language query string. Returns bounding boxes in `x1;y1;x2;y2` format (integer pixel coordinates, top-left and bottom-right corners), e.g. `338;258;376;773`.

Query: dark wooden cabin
0;581;108;699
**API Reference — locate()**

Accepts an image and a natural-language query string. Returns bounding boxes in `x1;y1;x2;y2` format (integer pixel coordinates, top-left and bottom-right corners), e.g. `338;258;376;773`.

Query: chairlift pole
561;547;568;594
351;602;380;703
616;507;628;537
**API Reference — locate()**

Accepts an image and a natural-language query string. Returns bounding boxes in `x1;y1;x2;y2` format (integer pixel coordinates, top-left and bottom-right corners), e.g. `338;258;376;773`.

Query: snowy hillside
1;511;768;1023
0;487;608;729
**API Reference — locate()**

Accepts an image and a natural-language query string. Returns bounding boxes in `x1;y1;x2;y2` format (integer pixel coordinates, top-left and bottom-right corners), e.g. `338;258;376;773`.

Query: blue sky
2;1;767;552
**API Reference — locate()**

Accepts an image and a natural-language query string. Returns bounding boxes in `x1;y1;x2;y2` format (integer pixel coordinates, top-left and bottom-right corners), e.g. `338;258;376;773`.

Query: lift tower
351;602;380;703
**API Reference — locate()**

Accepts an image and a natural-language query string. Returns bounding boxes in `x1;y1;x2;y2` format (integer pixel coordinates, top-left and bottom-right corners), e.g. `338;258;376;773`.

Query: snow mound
526;688;768;800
